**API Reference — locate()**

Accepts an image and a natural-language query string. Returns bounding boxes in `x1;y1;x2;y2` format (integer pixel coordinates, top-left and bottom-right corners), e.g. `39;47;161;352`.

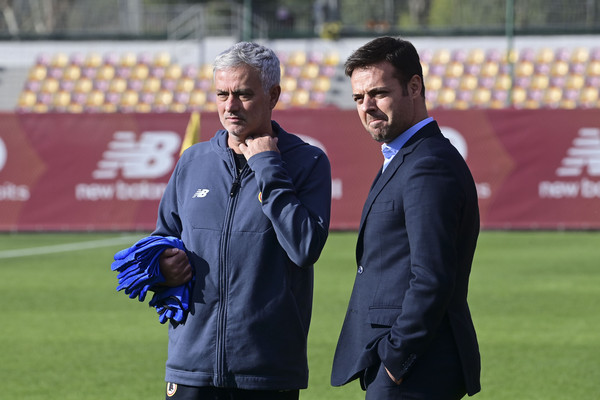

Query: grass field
1;230;599;399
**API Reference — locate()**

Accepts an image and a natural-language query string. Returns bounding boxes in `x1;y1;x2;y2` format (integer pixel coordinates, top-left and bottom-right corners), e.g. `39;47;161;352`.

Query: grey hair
213;42;281;93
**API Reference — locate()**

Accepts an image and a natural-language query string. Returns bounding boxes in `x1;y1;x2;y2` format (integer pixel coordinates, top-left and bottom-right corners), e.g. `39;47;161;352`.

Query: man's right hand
159;247;193;287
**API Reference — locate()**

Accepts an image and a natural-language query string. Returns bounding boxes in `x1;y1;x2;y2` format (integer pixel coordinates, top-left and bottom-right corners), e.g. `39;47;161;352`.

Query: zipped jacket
153;121;331;390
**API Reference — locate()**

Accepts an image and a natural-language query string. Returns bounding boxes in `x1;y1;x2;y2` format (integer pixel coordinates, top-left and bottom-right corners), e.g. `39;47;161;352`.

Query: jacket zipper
216;159;248;386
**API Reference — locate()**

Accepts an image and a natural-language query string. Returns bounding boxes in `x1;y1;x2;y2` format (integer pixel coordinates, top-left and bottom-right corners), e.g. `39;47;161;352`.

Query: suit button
357;265;363;274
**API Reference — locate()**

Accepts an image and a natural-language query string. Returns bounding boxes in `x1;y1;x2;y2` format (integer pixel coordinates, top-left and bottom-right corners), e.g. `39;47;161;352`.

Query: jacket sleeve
248;149;331;268
378;154;466;379
152;159;183;238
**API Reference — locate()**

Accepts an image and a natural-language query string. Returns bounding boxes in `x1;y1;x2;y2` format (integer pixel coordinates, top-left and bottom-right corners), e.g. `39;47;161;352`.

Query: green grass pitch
1;231;599;399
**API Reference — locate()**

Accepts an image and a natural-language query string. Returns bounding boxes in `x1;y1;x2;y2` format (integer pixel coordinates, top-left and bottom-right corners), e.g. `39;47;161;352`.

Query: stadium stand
10;44;600;112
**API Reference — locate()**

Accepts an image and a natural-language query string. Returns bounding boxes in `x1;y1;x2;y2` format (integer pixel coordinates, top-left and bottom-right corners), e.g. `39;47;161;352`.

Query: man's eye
217;93;228;100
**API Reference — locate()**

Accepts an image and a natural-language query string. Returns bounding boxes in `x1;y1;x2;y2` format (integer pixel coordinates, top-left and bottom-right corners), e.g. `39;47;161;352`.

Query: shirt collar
381;117;434;171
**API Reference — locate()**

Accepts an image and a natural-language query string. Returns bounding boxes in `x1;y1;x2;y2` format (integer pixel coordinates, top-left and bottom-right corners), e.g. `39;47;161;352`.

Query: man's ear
408;75;423;98
269;85;281;109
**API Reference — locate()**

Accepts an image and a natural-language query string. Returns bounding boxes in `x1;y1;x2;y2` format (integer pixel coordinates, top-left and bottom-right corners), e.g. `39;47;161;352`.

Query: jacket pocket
367;306;402;327
370;200;394;213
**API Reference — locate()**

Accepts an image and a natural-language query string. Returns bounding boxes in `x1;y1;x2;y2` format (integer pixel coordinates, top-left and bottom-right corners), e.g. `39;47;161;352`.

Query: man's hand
385;367;403;385
159;248;192;287
238;135;279;160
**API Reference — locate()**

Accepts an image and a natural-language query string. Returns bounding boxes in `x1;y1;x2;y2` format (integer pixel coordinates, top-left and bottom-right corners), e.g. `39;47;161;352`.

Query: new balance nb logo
556;128;600;177
93;131;181;179
193;189;210;198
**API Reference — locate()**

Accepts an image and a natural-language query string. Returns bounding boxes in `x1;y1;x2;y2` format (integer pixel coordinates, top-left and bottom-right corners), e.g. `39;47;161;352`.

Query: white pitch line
0;235;143;259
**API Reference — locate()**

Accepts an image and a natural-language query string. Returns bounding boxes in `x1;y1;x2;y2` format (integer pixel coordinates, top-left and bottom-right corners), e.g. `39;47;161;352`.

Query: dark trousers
165;383;299;400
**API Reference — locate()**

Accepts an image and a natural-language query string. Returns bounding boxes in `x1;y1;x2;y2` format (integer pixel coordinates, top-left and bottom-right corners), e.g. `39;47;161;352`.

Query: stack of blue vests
111;236;193;325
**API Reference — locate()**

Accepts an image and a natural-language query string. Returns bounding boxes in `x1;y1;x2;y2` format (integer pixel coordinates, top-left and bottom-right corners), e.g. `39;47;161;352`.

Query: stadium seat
536;48;555;64
313;76;331;92
530;74;550;90
52;90;71;111
290;88;310;107
494;73;512;91
131;64;150;80
109;77;128;93
280;75;298;92
436;88;456;109
543;87;563;108
28;65;47;81
579;87;599;107
119;89;139;111
84;52;103;69
459;74;478;91
287;50;307;67
17;90;37;111
515;60;535;77
96;65;115;81
85;89;105;111
153;89;174;111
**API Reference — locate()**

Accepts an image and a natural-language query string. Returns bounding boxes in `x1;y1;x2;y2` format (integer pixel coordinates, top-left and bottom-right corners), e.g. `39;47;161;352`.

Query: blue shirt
381;117;434;172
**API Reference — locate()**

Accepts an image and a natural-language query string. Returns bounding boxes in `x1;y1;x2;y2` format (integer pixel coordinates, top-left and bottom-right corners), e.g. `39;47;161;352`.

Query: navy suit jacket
331;121;481;396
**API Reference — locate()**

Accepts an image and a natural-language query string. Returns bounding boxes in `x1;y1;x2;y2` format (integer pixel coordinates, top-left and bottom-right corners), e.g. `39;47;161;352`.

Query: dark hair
344;36;425;97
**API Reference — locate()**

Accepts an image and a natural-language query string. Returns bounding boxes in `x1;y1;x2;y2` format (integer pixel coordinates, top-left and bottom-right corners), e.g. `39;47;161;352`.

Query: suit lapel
356;122;442;250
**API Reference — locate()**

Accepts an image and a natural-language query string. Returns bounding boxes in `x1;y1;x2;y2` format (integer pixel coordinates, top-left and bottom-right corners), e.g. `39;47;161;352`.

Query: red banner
1;109;599;231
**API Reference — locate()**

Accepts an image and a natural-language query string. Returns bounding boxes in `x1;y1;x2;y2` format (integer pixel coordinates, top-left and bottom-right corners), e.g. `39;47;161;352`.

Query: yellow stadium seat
459;75;478;91
41;78;60;93
198;64;214;80
131;64;150;80
96;65;115;81
153;52;171;68
176;77;195;93
550;60;569;77
165;64;182;80
17;90;37;109
543;87;562;107
287;51;307;67
436;88;456;108
154;89;173;107
120;90;139;108
62;65;81;81
28;65;47;81
189;89;207;107
586;61;600;76
300;63;320;79
445;61;464;79
84;53;103;68
52;90;71;109
570;47;589;64
51;53;69;68
313;76;331;92
291;89;310;107
74;78;93;93
120;52;138;68
514;60;534;77
579;87;599;106
466;48;485;65
86;90;105;109
425;75;443;91
531;74;549;90
109;78;128;93
565;75;585;90
323;51;340;66
494;74;512;91
432;49;451;65
536;48;554;64
143;77;161;93
280;76;298;92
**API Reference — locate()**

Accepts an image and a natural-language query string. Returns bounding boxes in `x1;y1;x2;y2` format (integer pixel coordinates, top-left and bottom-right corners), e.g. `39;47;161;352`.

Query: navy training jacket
153;121;331;390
